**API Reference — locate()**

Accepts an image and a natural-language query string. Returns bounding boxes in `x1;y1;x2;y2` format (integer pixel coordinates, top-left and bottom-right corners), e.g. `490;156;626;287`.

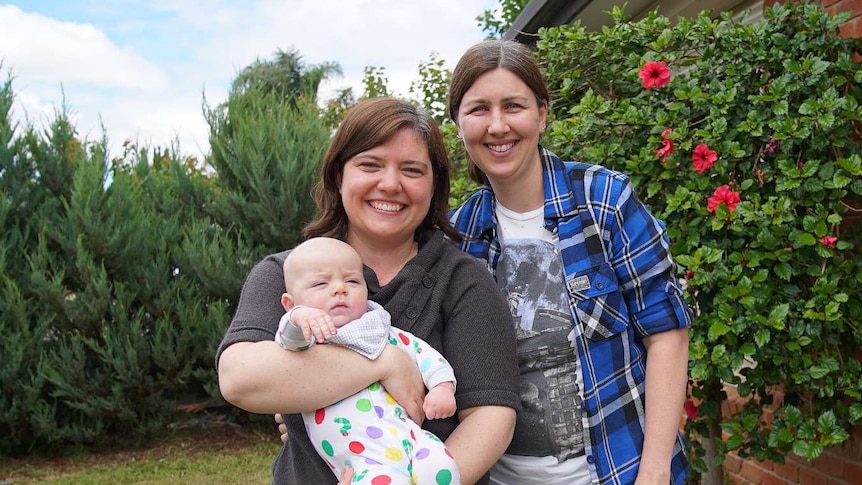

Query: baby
275;237;460;485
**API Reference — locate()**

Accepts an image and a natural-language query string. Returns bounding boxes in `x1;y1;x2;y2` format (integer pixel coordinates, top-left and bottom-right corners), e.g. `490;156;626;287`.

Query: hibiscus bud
765;137;780;154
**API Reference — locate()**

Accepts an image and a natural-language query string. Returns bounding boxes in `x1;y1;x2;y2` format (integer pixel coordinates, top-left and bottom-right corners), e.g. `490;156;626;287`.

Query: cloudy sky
0;0;494;160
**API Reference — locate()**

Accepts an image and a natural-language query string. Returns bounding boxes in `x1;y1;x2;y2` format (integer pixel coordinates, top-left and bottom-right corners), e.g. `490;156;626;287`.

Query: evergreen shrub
1;47;344;456
0;81;240;454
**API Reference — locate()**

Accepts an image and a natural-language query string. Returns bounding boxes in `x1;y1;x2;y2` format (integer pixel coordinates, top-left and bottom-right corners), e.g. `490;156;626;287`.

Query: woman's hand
272;344;425;444
337;465;354;484
275;413;288;444
377;344;426;425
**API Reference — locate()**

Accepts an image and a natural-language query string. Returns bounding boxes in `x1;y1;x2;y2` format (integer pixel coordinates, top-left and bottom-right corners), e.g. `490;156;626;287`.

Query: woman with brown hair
217;97;520;485
448;39;691;485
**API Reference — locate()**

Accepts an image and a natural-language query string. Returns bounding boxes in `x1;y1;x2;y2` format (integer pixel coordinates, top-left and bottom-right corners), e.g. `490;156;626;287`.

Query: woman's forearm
638;328;689;484
218;340;385;414
219;341;425;417
445;406;516;485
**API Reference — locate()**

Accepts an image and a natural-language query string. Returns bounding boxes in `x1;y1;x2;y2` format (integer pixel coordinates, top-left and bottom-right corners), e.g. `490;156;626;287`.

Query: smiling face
456;68;547;188
339;127;434;249
282;238;368;328
304;98;459;244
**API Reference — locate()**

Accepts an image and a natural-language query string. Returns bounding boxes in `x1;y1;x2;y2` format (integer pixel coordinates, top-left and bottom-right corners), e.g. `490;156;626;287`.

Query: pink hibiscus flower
692;143;718;173
655;128;674;163
639;61;672;89
820;236;838;249
707;185;741;214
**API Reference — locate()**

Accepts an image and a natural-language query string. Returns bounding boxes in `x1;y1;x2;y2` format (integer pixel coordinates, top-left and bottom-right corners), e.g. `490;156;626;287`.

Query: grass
0;423;282;485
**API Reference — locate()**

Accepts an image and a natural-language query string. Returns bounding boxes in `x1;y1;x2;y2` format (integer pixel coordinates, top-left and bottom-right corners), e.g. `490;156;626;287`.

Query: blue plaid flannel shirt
449;147;691;484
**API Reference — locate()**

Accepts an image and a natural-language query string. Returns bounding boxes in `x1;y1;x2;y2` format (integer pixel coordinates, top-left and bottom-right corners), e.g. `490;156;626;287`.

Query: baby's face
288;248;368;327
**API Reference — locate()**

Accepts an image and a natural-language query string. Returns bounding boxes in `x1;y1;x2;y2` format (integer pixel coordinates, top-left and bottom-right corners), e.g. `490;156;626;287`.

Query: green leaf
793;440;825;460
726;433;745;450
809;365;832;379
774;263;792;281
755;328;771;346
718;304;734;320
675;255;698;267
791;232;817;246
784;406;803;426
704;247;725;264
830;174;851;188
799;99;818;115
816;411;838;431
768;304;790;329
739;296;757;307
709;322;731;339
773;100;789;116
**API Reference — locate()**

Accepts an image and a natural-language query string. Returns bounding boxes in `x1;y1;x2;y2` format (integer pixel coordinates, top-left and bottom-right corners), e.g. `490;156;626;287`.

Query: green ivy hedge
535;2;862;472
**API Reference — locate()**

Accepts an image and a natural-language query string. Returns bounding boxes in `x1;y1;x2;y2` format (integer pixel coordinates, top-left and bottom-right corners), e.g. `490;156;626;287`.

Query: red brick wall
719;384;862;484
765;0;862;37
723;423;862;485
822;0;862;37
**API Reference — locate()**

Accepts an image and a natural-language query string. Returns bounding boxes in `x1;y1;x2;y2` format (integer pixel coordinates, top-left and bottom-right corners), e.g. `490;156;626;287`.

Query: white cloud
0;4;168;90
1;0;494;161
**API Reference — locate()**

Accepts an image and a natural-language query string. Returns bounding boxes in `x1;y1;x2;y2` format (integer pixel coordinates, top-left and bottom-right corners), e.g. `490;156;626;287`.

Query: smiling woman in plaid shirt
447;39;693;485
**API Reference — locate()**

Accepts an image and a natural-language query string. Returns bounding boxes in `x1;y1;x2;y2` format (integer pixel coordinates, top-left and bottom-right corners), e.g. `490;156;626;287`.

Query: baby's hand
290;306;337;343
423;382;456;420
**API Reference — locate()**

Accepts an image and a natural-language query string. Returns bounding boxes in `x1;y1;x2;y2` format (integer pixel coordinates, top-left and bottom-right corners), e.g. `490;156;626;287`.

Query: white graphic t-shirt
490;203;590;485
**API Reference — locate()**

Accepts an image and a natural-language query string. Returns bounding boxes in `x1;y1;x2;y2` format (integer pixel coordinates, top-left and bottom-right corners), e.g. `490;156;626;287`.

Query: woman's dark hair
304;97;460;241
448;39;550;184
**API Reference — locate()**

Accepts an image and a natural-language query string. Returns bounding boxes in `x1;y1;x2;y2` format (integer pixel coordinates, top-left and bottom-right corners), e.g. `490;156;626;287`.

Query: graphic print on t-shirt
496;238;585;462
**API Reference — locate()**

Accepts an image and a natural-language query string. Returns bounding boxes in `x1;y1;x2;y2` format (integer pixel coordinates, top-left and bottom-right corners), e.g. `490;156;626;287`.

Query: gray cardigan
216;229;520;485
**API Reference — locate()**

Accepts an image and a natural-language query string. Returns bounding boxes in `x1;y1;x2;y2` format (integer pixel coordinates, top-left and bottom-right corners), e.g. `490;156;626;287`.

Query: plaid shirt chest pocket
566;262;630;340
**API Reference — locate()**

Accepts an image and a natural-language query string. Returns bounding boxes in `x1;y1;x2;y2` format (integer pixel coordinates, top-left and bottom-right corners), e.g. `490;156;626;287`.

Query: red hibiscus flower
707;185;741;214
639;61;672;89
684;400;699;420
655;128;674;163
820;236;838;249
692;143;718;173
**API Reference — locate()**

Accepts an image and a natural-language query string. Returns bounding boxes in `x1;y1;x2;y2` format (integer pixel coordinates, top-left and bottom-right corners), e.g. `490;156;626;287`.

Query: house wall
720;385;862;485
822;0;862;37
766;0;862;36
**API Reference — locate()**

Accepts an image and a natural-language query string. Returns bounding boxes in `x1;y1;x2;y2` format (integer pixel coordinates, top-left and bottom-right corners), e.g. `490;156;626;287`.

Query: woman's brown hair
448;39;550;184
303;97;460;242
